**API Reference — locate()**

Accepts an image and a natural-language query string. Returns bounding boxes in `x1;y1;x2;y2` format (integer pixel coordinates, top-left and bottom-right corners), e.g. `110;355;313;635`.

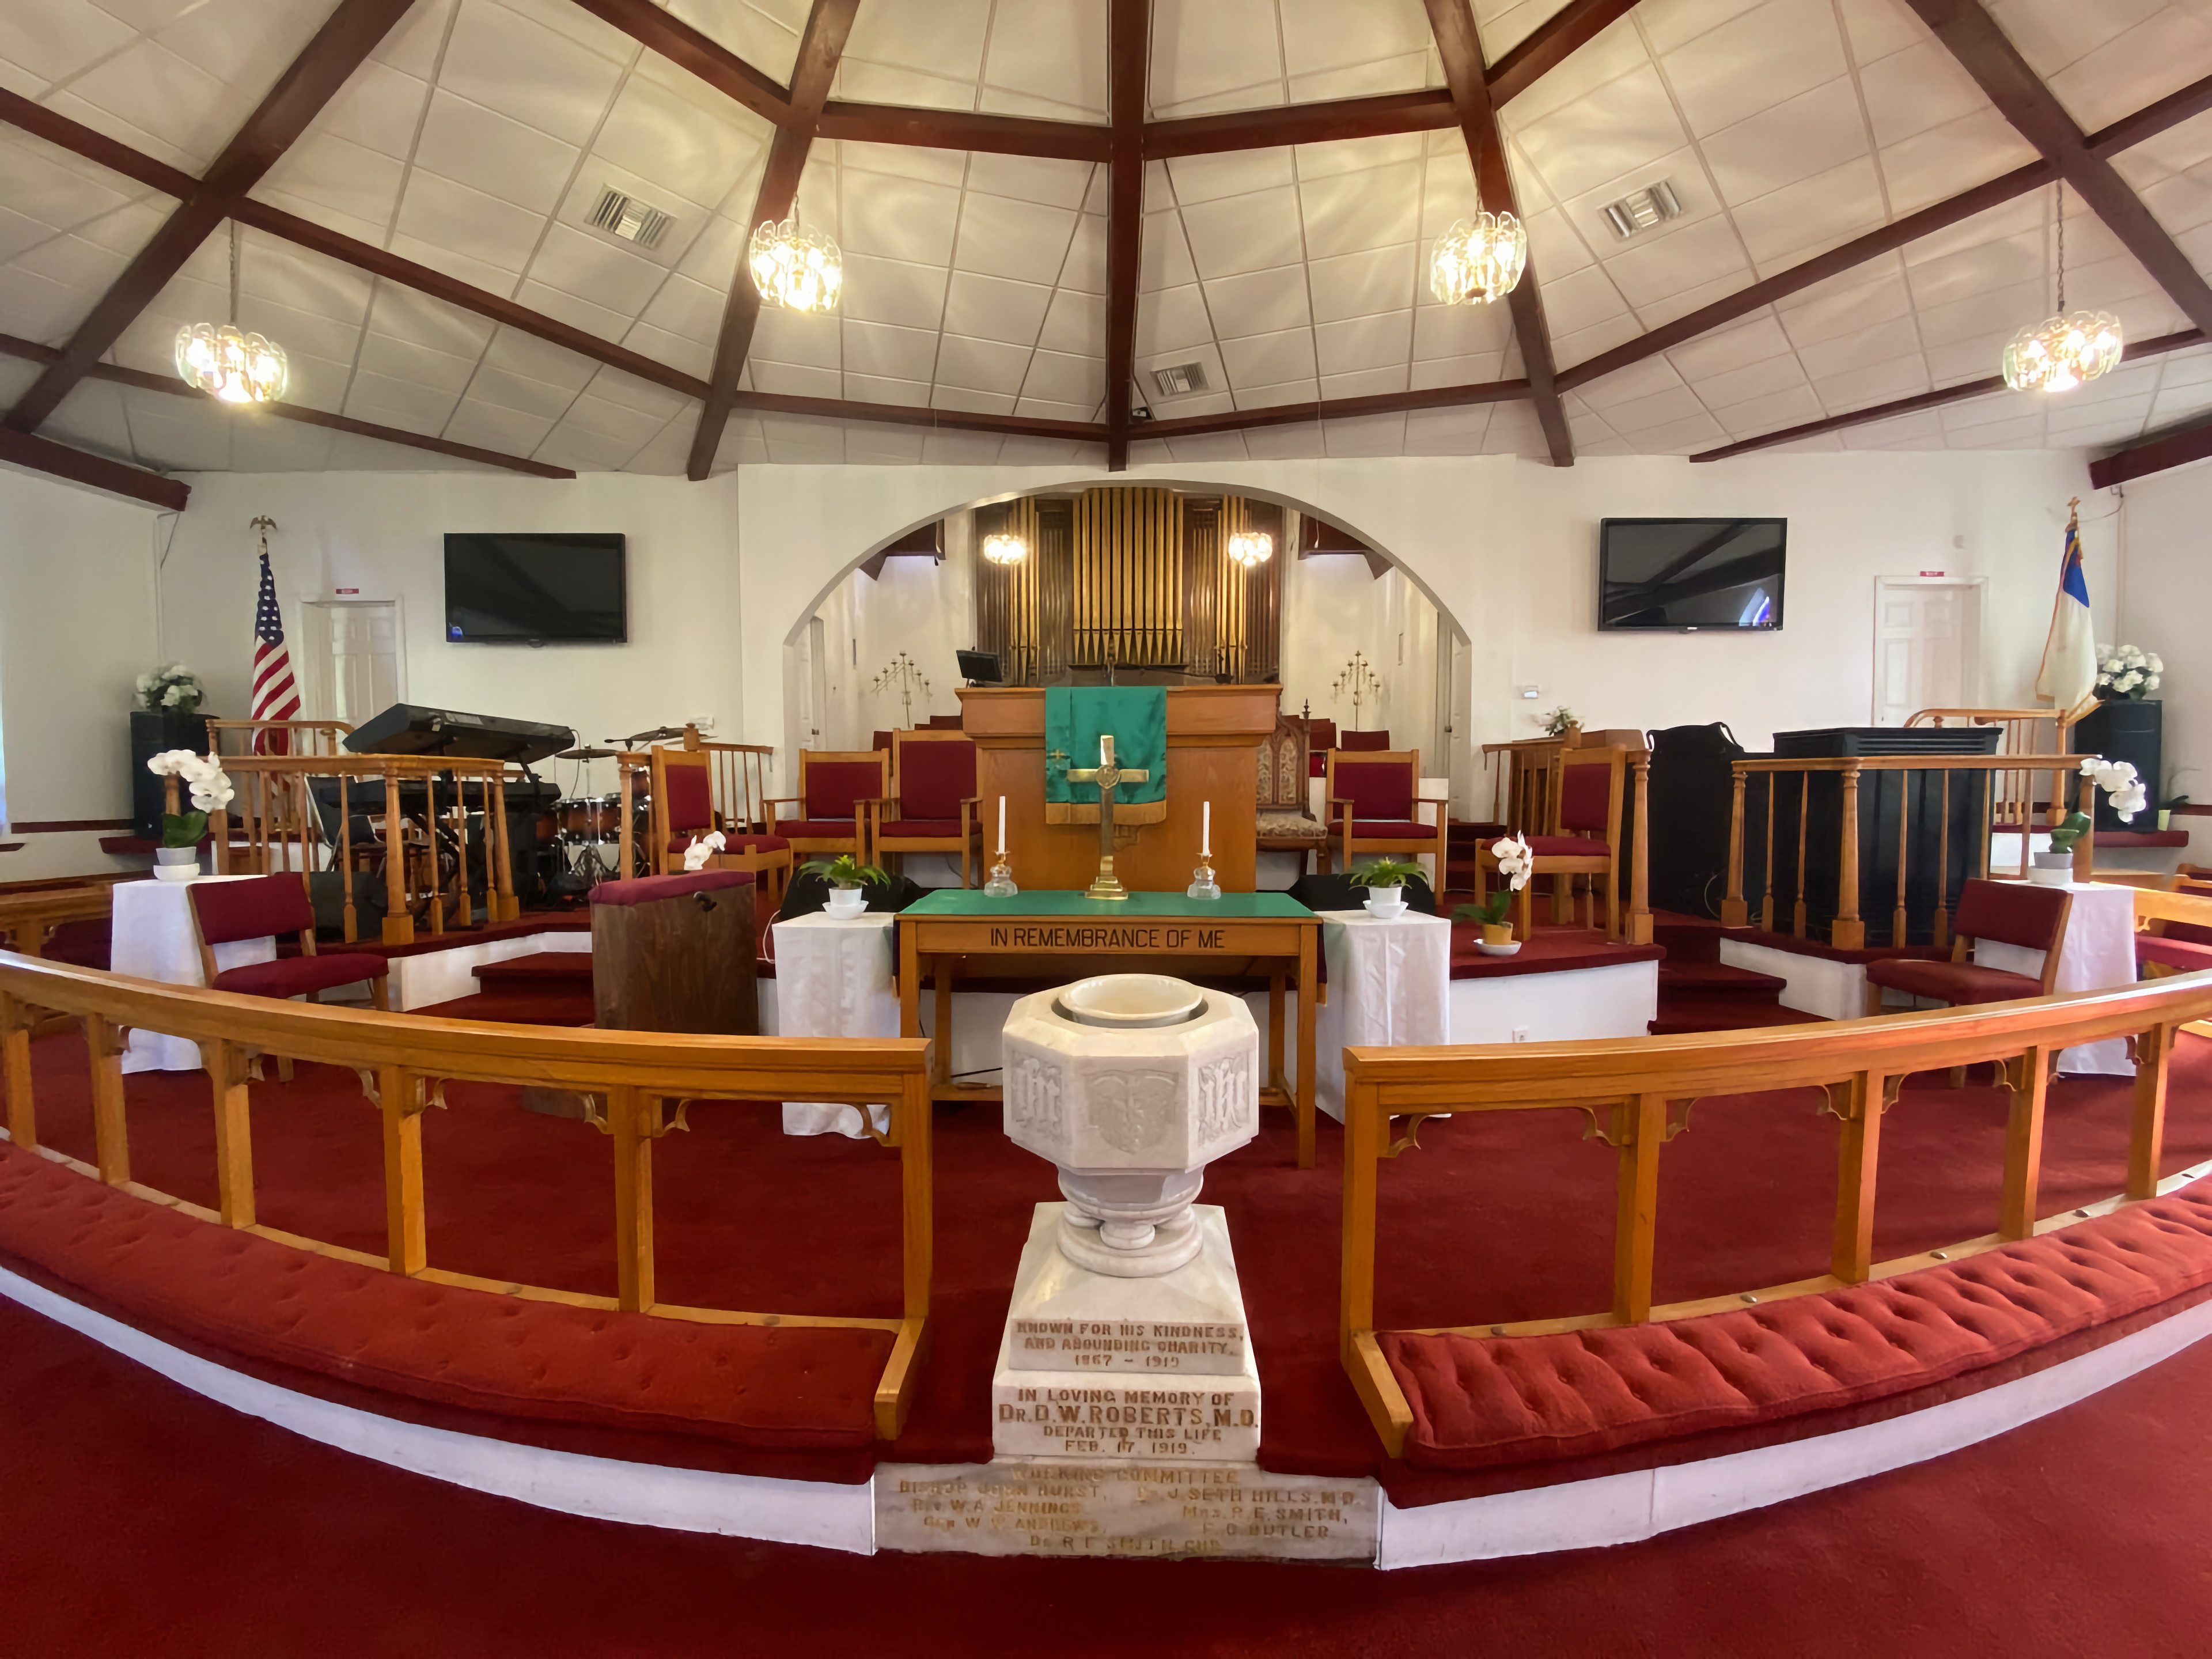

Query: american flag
249;545;298;753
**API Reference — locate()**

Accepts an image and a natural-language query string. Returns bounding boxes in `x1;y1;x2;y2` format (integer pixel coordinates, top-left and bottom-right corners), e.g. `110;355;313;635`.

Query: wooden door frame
300;596;407;725
1871;575;1985;724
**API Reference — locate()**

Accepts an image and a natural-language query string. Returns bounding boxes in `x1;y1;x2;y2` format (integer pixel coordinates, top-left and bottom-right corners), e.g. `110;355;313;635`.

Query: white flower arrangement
682;830;726;872
146;748;236;814
2093;642;2162;701
2078;756;2147;821
1491;832;1535;892
136;662;206;713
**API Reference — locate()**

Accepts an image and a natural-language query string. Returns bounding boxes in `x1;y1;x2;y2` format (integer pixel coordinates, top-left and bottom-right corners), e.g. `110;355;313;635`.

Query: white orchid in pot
1455;834;1535;952
2028;757;2145;885
144;749;234;881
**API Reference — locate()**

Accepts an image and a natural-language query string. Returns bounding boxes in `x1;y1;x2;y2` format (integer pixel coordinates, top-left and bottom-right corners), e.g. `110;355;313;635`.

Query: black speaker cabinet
2072;699;2161;831
128;708;212;838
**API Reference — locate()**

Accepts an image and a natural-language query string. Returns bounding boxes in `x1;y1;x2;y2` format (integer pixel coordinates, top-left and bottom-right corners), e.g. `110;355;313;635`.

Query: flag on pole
2033;499;2099;723
249;519;298;753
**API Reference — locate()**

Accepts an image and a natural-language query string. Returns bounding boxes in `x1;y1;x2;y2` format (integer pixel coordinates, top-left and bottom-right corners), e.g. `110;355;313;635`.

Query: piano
345;703;575;767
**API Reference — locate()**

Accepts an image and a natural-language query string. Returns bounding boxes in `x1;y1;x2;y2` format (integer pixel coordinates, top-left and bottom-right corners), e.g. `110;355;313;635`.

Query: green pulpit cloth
1044;686;1168;827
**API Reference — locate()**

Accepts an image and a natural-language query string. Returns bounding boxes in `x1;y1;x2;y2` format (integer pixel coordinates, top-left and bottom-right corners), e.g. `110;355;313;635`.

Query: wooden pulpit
958;685;1277;892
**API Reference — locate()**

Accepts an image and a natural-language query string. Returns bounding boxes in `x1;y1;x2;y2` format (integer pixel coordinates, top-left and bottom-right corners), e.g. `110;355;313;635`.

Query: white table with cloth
1973;880;2137;1076
1315;908;1452;1123
768;911;897;1138
109;875;275;1074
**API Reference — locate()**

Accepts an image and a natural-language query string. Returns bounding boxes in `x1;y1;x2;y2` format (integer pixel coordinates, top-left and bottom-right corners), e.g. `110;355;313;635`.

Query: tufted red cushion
1520;834;1611;858
1335;759;1413;821
2138;934;2212;972
1955;876;2069;952
591;870;753;908
0;1143;888;1448
1346;820;1435;838
1559;763;1614;833
803;762;885;820
878;819;969;839
1865;956;2043;1005
191;874;313;946
213;953;387;998
897;739;975;820
662;761;713;834
1382;1187;2212;1469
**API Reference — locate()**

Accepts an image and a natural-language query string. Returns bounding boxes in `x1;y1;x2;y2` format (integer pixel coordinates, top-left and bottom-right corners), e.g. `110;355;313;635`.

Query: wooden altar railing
1722;755;2097;950
1904;709;2076;846
0;885;112;959
1339;960;2212;1456
614;730;781;882
0;951;935;1438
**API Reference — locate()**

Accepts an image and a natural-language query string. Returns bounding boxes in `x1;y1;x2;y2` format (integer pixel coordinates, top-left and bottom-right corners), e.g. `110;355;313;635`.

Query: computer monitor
957;649;1004;685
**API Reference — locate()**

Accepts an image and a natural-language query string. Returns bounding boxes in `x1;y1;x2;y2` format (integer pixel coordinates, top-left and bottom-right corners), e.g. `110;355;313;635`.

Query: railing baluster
1613;1093;1666;1324
380;1063;427;1275
2129;1024;2173;1202
208;1038;255;1229
1834;763;1865;950
1722;767;1748;926
1760;774;1776;932
1;991;35;1152
1935;771;1953;949
1892;772;1910;946
1793;771;1810;938
2000;1045;2051;1241
609;1084;656;1313
83;1013;128;1186
1832;1070;1884;1283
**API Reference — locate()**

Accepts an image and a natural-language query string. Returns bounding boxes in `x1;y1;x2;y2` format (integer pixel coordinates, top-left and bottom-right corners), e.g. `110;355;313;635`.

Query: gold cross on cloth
1065;732;1149;901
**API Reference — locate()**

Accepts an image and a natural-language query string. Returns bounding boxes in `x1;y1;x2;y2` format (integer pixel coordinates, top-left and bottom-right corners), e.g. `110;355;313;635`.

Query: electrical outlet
1510;1027;1529;1042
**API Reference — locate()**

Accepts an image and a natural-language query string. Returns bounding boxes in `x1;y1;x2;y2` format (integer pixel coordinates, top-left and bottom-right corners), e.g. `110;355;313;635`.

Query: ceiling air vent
1601;180;1683;240
1151;361;1210;397
586;185;675;250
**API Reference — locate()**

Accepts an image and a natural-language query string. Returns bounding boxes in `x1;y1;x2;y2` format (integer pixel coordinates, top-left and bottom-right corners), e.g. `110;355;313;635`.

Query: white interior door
1873;579;1982;725
302;600;404;725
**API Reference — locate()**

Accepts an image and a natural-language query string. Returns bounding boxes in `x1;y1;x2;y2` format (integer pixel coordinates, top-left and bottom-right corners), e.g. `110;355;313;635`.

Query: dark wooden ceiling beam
1104;0;1149;473
730;388;1103;442
686;0;857;480
1142;376;1531;440
819;103;1111;161
1484;0;1641;104
1905;0;2212;339
1423;0;1572;465
0;425;187;509
2089;405;2212;490
566;0;790;126
5;0;415;437
1145;90;1455;160
0;88;199;198
1690;327;2203;461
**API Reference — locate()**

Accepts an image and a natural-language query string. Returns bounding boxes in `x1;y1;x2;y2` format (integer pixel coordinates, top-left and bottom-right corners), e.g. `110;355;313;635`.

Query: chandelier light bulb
1226;529;1273;568
174;321;289;403
2002;310;2122;393
981;531;1028;565
1430;208;1528;306
749;209;843;314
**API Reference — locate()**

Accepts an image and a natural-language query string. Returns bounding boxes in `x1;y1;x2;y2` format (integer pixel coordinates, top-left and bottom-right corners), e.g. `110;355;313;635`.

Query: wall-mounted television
1598;518;1785;632
444;532;627;644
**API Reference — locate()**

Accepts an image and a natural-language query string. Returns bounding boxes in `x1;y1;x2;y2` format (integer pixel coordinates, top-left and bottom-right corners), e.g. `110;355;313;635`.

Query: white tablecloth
1976;880;2135;1075
771;911;897;1137
1315;909;1451;1122
109;876;275;1073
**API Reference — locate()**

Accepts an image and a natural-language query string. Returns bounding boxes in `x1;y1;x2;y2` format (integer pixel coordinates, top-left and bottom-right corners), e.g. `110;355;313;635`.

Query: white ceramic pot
1362;889;1408;919
2027;850;2074;887
823;887;869;919
152;846;199;883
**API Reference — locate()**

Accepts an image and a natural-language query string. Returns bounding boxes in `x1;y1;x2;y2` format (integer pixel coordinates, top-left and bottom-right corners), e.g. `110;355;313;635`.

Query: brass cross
1046;746;1071;772
1065;732;1148;901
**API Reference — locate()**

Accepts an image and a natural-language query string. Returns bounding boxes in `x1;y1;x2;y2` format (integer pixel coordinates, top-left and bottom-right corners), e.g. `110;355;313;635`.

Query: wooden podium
957;685;1277;892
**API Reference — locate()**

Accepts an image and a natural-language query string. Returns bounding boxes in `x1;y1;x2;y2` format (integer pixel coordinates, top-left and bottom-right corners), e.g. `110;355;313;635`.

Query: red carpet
17;1028;2212;1485
5;1289;2212;1654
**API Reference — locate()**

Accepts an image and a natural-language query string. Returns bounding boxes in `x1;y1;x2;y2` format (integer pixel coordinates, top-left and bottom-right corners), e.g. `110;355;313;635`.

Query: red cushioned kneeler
0;1144;887;1449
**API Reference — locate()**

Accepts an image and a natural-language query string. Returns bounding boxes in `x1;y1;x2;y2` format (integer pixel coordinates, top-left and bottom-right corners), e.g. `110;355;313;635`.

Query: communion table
959;685;1278;894
894;890;1323;1167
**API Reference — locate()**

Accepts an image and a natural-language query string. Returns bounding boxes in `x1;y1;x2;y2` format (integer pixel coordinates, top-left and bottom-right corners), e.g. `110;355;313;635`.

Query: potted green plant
1541;706;1579;738
1453;834;1535;953
143;748;234;881
803;853;892;918
1349;857;1425;919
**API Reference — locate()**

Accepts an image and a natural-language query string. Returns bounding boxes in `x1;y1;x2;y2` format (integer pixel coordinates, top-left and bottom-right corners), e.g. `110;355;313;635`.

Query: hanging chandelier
749;207;843;314
981;530;1027;565
175;221;287;403
2003;182;2122;394
1430;200;1527;306
1226;529;1273;568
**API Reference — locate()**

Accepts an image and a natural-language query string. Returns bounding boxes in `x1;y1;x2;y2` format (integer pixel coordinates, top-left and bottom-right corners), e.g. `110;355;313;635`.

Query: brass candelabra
1331;653;1384;731
870;650;932;728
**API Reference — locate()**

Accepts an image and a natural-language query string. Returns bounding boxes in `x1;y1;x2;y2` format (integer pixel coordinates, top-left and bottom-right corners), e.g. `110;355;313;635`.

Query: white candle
998;794;1006;855
1202;801;1210;857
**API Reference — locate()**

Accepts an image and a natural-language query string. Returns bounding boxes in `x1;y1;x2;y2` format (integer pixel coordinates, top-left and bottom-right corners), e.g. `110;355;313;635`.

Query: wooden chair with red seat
766;749;891;868
2130;874;2212;979
1325;749;1448;891
1339;729;1391;752
188;875;389;1079
1484;744;1628;939
872;729;983;886
1863;877;2072;1018
650;743;791;910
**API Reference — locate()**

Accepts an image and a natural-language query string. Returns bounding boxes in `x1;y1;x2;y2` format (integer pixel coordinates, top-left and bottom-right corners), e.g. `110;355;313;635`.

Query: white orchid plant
145;749;236;849
136;662;206;713
2048;756;2147;853
1456;833;1535;929
2094;643;2162;700
682;830;726;872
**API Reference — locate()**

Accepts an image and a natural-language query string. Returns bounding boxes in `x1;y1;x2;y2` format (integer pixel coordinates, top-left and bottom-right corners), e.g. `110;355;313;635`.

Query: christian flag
2033;507;2099;723
249;547;299;752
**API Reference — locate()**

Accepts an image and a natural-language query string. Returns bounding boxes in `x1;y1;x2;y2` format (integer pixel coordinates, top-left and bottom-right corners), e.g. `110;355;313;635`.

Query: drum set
547;726;691;884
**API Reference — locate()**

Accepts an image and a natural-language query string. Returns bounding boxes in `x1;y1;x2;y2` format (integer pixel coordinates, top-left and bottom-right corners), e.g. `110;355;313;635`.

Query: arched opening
781;480;1476;811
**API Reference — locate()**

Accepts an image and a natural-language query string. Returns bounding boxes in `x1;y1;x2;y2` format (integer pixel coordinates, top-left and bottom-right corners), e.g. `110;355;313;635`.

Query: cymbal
556;745;622;761
621;726;687;744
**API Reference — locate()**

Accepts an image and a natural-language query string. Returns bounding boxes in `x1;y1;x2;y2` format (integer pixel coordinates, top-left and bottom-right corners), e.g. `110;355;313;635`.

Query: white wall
156;472;742;793
2116;461;2210;809
1278;548;1443;766
0;465;164;881
806;512;975;751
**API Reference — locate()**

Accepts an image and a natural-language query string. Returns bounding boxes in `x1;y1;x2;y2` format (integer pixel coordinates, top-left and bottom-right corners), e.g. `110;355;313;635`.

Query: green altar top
902;889;1316;921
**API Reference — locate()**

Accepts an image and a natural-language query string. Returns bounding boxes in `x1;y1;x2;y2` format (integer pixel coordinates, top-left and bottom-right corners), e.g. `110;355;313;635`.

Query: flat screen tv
445;532;627;644
1598;518;1785;632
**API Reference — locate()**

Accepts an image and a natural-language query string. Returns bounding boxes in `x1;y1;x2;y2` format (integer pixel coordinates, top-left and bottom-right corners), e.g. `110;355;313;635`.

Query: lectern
959;686;1278;892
